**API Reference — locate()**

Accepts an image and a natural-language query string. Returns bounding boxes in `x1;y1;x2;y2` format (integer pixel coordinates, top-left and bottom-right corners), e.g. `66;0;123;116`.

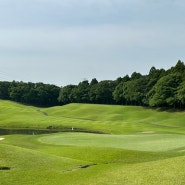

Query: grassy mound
1;100;185;184
0;100;185;134
1;134;185;185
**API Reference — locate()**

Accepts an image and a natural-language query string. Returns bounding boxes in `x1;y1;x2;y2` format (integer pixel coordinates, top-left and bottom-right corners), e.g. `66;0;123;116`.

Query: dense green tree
90;78;98;86
8;81;60;107
148;74;182;107
58;85;76;104
0;81;11;99
44;84;60;106
89;80;116;104
113;75;131;104
9;81;30;103
114;75;148;105
147;67;166;87
123;78;147;105
169;60;185;75
177;81;185;107
122;75;130;82
89;84;97;103
115;77;122;85
71;80;90;103
33;83;60;106
130;72;142;80
113;81;126;104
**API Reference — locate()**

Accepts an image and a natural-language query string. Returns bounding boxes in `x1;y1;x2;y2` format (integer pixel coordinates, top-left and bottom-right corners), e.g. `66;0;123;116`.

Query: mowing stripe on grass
39;132;185;152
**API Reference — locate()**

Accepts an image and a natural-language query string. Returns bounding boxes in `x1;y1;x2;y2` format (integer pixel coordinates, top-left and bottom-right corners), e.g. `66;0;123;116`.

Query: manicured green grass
39;132;185;152
1;133;185;185
1;100;185;134
0;142;86;185
0;100;185;185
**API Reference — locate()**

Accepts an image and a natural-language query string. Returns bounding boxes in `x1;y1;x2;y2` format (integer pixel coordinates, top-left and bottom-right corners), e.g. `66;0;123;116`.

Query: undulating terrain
0;100;185;185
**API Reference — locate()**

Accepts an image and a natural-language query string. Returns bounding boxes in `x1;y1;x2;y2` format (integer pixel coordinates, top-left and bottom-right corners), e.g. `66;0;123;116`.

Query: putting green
39;132;185;152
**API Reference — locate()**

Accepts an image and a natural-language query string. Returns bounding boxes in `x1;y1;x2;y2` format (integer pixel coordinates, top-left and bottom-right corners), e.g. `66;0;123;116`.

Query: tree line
0;81;60;107
0;60;185;108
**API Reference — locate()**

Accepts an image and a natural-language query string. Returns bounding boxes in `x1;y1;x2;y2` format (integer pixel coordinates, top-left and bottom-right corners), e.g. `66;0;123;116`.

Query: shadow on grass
142;106;185;113
0;167;11;170
0;127;106;136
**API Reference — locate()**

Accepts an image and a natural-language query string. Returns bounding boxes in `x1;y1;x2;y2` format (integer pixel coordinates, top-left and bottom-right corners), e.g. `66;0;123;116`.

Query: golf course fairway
0;100;185;185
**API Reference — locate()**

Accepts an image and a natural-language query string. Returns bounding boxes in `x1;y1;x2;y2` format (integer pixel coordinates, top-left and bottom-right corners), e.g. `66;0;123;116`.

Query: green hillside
0;100;185;134
1;100;185;184
1;132;185;185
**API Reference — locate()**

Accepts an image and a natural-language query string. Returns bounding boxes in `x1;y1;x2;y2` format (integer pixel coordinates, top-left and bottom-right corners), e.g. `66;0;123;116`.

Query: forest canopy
0;60;185;108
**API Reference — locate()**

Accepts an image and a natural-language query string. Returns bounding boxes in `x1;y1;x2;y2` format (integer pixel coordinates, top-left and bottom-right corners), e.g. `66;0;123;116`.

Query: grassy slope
1;134;185;185
0;100;185;185
0;142;86;185
0;100;185;134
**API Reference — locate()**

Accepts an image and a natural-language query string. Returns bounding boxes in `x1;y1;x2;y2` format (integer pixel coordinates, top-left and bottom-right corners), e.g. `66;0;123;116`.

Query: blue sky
0;0;185;86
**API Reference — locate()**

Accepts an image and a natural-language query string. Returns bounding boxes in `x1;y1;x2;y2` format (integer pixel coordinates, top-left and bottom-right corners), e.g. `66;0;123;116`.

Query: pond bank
0;127;106;135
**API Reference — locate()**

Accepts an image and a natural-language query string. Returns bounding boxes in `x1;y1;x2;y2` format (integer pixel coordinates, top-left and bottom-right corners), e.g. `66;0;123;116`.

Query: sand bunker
0;138;5;141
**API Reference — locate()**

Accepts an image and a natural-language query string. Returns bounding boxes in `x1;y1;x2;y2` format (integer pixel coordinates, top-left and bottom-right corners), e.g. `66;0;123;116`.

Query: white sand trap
0;138;5;141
